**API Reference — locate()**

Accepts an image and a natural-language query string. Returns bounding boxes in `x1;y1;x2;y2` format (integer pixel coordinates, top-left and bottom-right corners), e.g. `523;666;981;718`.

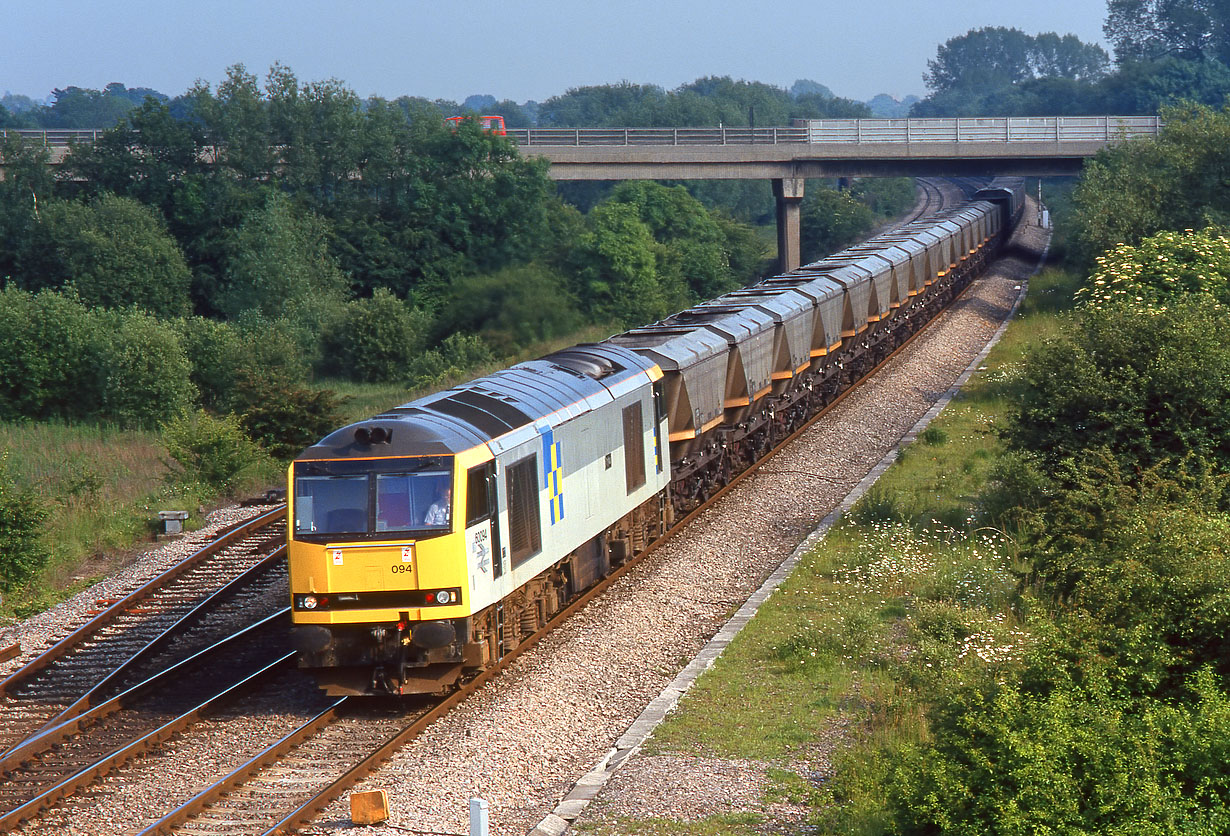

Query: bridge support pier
773;178;804;273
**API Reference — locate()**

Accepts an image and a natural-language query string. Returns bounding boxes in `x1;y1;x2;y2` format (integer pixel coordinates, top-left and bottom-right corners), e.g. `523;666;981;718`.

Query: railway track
0;616;305;830
1;179;996;833
0;508;287;756
126;182;1001;836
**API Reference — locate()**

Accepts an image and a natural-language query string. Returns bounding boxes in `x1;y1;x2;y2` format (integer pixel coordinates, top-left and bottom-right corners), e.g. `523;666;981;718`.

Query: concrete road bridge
2;115;1159;271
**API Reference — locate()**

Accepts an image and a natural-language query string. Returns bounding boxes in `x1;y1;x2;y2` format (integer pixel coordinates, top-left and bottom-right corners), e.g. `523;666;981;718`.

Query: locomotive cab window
292;457;453;542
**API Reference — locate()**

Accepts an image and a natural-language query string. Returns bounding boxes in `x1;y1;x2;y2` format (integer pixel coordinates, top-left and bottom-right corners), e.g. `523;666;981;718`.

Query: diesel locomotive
287;179;1026;696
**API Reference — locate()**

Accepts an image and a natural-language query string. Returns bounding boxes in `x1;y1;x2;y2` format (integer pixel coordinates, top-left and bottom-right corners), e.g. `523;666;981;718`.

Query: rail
3;116;1161;153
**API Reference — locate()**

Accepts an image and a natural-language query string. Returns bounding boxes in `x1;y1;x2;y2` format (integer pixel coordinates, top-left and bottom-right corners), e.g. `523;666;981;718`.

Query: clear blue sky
4;0;1110;105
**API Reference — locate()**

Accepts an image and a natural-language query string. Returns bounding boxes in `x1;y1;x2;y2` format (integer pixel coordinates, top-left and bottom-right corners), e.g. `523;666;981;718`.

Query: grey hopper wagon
662;302;778;425
713;287;818;393
755;274;847;361
606;324;729;458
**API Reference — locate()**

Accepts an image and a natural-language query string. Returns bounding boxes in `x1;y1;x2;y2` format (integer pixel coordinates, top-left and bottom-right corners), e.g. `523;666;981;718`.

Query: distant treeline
0;65;925;445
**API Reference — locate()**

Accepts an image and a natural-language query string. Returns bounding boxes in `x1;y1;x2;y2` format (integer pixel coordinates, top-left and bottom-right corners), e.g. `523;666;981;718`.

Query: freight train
287;179;1026;695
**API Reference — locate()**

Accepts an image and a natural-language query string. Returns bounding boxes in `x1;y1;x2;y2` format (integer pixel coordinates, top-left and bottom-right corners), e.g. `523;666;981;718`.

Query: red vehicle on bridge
444;115;506;136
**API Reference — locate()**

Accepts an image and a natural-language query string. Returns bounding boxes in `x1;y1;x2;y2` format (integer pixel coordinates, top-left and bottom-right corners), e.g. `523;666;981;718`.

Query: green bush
1016;458;1230;689
320;289;432;382
24;194;192;317
408;333;495;388
0;452;49;592
1076;226;1230;311
161;410;267;490
0;287;104;422
96;309;197;427
800;186;876;262
176;315;309;413
884;647;1230;835
433;266;582;355
1007;297;1230;476
0;288;200;427
232;371;346;459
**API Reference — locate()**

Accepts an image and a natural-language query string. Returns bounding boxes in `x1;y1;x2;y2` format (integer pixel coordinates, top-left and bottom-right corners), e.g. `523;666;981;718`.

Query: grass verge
577;264;1083;834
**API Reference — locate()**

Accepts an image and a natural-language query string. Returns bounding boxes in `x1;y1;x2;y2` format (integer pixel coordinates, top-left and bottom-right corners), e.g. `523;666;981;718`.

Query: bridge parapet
507;116;1160;148
796;115;1161;145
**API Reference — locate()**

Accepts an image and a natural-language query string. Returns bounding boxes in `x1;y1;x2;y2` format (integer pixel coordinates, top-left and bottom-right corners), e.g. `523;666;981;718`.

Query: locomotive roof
297;343;657;460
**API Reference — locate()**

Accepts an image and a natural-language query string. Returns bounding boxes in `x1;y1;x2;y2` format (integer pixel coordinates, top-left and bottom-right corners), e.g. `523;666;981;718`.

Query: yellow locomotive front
288;443;489;695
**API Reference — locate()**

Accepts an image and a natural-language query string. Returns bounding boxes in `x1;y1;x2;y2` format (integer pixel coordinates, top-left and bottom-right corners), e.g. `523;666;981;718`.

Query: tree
925;27;1109;93
1096;56;1230;112
1104;0;1226;62
24;194;193;317
1072;102;1230;264
219;191;348;337
39;85;143;128
571;201;681;326
433;265;583;354
0;134;54;280
1029;32;1112;80
800;186;876;262
925;27;1037;92
538;82;669;126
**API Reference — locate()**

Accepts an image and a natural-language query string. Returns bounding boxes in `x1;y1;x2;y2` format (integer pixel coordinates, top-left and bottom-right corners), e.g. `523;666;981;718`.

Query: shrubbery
1004;297;1230;477
0;287;195;427
1076;226;1230;311
0;452;49;592
885;656;1230;834
230;370;345;459
175;315;309;413
320;289;431;382
161;410;268;490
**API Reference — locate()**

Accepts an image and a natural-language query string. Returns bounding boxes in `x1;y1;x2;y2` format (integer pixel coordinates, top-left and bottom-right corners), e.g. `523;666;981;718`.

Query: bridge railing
5;117;1163;153
507;126;810;146
0;129;104;146
796;116;1162;144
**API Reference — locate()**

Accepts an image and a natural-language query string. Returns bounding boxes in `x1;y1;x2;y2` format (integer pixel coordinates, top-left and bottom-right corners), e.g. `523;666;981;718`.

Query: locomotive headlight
434;590;451;604
301;594;318;610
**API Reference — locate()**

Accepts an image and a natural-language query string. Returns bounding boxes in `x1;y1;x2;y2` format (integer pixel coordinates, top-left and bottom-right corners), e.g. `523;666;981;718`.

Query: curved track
139;179;1006;835
2;179;1004;833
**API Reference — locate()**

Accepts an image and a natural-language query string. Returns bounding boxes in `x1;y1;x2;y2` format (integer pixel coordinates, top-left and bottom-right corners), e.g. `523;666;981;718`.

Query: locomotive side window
623;403;645;493
466;464;494;527
506;455;541;567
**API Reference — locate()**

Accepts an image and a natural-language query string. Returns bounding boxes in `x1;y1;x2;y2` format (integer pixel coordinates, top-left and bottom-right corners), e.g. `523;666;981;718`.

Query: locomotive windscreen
292;456;453;541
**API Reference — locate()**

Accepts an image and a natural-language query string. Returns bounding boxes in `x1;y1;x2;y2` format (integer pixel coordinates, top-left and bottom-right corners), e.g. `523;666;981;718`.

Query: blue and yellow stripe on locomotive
288;344;669;696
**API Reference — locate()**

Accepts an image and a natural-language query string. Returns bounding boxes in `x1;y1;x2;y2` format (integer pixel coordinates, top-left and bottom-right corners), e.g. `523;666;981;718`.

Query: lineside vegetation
603;106;1230;835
